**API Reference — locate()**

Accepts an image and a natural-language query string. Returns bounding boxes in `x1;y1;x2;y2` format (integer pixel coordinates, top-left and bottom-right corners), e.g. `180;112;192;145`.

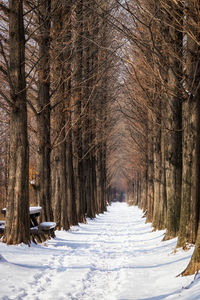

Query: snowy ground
0;202;200;300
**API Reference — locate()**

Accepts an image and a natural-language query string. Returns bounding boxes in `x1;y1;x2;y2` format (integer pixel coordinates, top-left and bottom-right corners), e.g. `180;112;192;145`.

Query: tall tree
177;0;200;249
72;0;85;223
35;0;53;222
51;0;70;230
4;0;30;245
162;0;182;240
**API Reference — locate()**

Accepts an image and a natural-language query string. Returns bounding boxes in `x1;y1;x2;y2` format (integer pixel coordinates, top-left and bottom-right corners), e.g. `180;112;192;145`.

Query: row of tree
1;0;200;277
117;0;200;275
0;0;114;245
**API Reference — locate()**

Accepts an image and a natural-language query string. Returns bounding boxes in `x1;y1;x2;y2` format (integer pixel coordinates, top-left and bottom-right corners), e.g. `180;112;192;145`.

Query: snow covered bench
29;209;56;242
1;207;56;242
39;222;56;231
0;221;5;235
30;222;56;234
30;226;39;235
1;208;6;215
30;222;56;243
0;224;5;234
29;206;42;216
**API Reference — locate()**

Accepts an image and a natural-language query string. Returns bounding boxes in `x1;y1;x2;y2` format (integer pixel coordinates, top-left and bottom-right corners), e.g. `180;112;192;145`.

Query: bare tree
4;0;30;245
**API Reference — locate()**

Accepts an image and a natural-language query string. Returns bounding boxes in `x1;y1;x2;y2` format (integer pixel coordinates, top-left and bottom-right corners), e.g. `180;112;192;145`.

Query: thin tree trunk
146;112;154;223
152;121;162;229
72;0;85;223
164;13;182;239
66;110;78;226
35;0;53;222
51;1;71;230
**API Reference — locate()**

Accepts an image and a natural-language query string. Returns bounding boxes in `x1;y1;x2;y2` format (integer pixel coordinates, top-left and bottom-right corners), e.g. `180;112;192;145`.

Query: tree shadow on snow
137;290;181;300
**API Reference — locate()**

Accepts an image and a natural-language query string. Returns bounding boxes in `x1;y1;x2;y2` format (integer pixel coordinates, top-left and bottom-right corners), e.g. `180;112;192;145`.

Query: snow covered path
0;202;200;300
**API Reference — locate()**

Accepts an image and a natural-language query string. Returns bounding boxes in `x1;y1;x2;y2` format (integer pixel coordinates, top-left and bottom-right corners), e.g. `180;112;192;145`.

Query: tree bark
164;11;182;239
66;110;78;226
35;0;53;222
4;0;30;245
146;112;154;223
51;1;70;230
182;205;200;275
152;120;162;229
177;1;200;248
72;0;85;223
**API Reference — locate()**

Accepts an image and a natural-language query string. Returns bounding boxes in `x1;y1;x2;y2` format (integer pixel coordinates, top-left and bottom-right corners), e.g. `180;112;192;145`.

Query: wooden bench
31;221;56;243
29;207;56;242
30;222;56;235
0;221;5;235
1;207;56;243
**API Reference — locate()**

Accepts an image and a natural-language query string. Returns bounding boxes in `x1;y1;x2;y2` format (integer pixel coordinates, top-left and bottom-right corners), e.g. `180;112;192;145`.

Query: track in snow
0;202;195;300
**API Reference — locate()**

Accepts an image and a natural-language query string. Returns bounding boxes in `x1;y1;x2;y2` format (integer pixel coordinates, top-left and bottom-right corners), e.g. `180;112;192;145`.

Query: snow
29;207;42;215
30;180;36;186
38;222;56;230
0;202;200;300
1;206;42;216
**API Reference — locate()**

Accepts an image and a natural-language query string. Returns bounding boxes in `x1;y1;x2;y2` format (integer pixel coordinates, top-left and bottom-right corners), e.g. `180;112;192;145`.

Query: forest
0;0;200;278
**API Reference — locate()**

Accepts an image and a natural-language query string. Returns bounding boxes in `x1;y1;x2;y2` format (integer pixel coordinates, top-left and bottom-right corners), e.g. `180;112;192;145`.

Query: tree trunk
4;0;30;245
182;206;200;276
72;0;85;223
50;1;71;230
160;116;167;228
140;170;147;211
152;121;162;229
164;14;182;240
177;89;200;248
35;0;53;222
146;112;154;223
177;1;200;248
66;110;78;226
